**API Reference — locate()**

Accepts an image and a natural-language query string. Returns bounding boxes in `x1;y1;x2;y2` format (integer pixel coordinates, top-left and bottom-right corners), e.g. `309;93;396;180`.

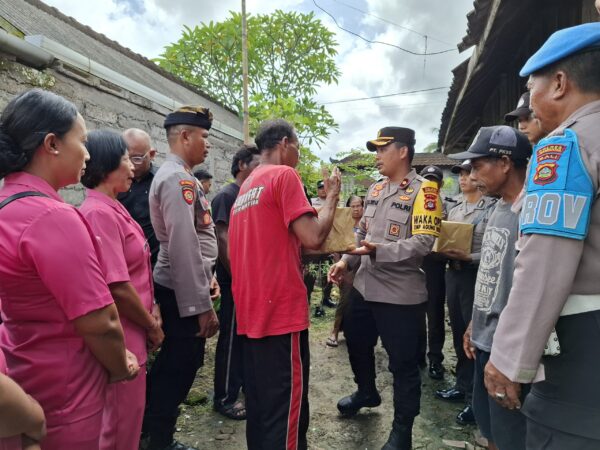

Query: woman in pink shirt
0;89;138;450
80;130;164;450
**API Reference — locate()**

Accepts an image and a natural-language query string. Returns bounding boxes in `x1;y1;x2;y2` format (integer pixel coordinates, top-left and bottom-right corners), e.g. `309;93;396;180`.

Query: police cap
504;92;531;122
451;159;472;174
366;127;416;152
420;165;443;181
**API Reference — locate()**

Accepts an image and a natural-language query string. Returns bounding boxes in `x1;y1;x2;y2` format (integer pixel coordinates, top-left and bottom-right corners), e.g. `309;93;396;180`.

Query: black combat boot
337;389;381;416
381;417;413;450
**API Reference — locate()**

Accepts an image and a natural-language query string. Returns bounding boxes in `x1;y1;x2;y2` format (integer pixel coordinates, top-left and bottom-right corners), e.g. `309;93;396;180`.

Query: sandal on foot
215;400;247;420
326;336;339;347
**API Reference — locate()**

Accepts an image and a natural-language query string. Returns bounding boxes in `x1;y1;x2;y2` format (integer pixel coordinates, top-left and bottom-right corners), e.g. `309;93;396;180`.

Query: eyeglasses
130;150;152;164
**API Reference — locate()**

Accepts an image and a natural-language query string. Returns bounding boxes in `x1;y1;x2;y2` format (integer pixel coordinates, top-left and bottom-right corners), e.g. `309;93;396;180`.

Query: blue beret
520;22;600;77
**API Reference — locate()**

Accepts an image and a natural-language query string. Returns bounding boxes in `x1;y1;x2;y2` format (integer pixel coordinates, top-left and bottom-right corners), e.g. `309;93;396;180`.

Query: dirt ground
172;289;484;449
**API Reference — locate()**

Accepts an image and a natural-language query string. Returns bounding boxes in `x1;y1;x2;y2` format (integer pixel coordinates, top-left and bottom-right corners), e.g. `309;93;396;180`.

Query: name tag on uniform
390;202;411;211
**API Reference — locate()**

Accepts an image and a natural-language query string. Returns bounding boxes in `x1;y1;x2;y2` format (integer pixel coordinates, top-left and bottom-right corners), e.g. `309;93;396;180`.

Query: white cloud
43;0;474;160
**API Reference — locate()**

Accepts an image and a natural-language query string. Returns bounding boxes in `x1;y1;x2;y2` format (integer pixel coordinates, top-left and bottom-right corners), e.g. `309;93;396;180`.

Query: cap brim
448;150;486;160
451;164;470;174
504;107;530;122
366;138;394;152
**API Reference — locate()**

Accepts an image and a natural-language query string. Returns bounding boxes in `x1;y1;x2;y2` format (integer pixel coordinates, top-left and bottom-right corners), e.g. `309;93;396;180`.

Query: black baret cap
366;127;416;152
164;105;213;130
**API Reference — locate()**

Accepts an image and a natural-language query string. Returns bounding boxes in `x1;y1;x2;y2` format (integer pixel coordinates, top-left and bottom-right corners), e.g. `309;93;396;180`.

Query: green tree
155;10;341;186
331;148;377;199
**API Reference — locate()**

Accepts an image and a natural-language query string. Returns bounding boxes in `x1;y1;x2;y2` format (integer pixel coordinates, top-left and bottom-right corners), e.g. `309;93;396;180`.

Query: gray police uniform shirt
150;153;217;317
342;169;438;305
470;199;518;352
447;196;496;263
491;100;600;383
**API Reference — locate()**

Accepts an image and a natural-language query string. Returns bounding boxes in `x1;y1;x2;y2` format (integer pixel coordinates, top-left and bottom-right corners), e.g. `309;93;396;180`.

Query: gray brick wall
0;54;243;204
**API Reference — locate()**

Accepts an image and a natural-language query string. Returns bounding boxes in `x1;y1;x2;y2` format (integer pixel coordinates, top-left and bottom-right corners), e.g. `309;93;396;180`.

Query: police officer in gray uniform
142;106;220;450
435;160;496;425
418;165;448;380
485;23;600;449
329;127;442;450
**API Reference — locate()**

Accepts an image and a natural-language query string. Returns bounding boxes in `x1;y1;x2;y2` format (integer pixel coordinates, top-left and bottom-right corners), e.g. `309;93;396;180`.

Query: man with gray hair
118;128;159;266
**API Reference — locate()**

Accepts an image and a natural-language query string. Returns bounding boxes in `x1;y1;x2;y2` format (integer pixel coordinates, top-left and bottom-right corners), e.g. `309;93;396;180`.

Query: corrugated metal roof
458;0;494;52
438;0;593;154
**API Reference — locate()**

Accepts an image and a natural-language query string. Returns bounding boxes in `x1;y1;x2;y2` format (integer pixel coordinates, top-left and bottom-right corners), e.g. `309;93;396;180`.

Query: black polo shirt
211;182;240;285
118;165;159;267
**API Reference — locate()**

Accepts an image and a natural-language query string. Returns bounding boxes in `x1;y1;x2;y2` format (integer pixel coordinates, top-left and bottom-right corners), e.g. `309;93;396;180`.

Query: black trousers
303;270;315;303
523;310;600;444
243;330;310;450
213;282;244;408
321;280;333;305
344;288;425;421
142;283;205;447
473;349;529;450
526;418;600;450
419;257;446;365
445;266;478;401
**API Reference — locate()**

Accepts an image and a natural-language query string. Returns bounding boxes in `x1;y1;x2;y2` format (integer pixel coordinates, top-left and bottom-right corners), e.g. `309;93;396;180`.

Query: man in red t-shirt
229;119;341;450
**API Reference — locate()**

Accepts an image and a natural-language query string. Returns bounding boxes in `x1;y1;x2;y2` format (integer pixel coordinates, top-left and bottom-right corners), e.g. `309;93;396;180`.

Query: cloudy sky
44;0;474;161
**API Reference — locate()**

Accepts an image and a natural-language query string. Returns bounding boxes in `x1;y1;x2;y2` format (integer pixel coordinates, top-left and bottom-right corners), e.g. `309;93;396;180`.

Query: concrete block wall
0;54;242;204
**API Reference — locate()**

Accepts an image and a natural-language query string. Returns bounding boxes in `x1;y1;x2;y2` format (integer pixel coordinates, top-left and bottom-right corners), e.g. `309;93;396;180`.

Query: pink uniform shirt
80;189;153;364
0;172;113;428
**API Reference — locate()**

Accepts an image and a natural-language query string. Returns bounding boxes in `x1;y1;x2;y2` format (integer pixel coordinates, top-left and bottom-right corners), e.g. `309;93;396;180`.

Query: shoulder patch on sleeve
181;185;196;205
520;129;594;240
411;179;443;236
179;179;196;188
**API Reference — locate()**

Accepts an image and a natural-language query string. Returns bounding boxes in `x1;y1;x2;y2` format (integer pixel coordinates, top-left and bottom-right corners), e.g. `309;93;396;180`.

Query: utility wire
320;86;449;105
312;0;456;56
329;100;446;112
331;0;455;46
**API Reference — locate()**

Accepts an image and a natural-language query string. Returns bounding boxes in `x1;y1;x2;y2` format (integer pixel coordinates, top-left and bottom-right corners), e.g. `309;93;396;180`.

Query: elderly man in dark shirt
118;128;159;267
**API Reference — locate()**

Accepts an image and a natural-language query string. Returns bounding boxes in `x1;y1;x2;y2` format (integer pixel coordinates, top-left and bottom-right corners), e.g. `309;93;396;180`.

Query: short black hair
81;130;127;188
394;141;415;163
254;119;297;152
0;89;78;179
231;144;259;177
537;49;600;94
346;195;364;207
193;169;213;181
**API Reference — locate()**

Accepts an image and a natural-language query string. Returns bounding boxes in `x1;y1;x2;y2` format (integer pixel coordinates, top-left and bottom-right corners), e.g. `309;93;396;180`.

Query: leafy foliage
155;10;341;188
332;148;377;198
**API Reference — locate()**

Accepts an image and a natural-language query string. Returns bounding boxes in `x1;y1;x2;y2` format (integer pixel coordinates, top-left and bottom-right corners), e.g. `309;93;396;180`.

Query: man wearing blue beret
484;22;600;449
